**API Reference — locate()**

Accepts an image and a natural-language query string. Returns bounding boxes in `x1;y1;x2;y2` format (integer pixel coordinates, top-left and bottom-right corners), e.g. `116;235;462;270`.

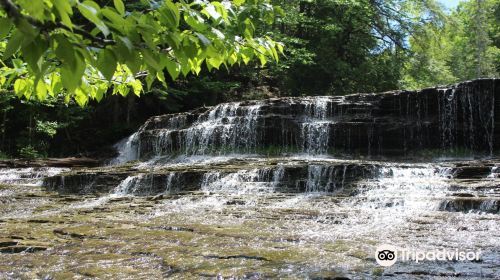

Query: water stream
1;80;499;279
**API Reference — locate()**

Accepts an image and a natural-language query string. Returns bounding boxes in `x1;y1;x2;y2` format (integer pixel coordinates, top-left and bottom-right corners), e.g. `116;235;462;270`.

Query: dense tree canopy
0;0;283;106
402;0;500;89
0;0;498;158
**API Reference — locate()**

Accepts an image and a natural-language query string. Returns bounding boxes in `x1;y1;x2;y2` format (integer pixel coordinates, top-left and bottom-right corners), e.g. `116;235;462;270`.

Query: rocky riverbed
1;80;500;279
0;157;499;279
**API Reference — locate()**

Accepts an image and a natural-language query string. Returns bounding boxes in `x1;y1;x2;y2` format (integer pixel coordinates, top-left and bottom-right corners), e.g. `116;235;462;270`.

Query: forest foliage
0;0;283;106
0;0;498;158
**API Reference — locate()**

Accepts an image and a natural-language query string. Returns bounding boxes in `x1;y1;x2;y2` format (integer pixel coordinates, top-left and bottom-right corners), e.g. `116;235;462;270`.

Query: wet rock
130;79;500;159
0;245;47;253
43;161;381;195
0;240;18;247
53;229;86;239
153;226;195;232
439;198;500;214
0;157;100;168
203;254;269;261
27;219;51;224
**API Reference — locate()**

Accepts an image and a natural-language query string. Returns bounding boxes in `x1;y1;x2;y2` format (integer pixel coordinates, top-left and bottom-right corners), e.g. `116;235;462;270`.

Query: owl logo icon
375;244;398;267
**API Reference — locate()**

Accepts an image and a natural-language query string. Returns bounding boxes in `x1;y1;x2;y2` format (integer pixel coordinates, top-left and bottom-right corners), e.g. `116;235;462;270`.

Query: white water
301;97;332;154
201;168;277;194
110;132;139;165
184;103;261;154
0;167;69;186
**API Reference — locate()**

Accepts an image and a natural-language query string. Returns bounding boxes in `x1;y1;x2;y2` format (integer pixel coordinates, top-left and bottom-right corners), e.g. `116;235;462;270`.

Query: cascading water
353;166;452;211
305;165;348;193
183;103;262;155
23;79;499;279
301;97;332;154
201;168;277;194
0;167;69;186
110;132;139;164
438;81;496;154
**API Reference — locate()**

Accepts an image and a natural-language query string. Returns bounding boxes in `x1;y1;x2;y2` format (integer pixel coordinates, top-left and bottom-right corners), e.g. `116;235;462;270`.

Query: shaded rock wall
126;79;499;160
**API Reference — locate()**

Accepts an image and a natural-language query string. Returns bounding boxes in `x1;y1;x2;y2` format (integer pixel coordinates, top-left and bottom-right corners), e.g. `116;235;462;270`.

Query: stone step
122;79;500;161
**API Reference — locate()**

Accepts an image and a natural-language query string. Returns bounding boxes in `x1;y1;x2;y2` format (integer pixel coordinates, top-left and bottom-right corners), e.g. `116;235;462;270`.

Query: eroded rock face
40;79;500;219
43;161;382;195
121;79;500;160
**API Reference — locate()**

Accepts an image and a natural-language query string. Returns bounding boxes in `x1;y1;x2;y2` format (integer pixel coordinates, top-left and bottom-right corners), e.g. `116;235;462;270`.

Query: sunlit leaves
54;0;74;29
77;1;110;36
158;0;180;29
0;0;283;106
95;49;117;81
3;30;24;59
0;18;13;40
113;0;125;16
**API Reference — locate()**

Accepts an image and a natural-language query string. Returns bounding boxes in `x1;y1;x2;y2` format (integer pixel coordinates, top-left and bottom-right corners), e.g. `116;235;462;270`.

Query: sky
440;0;461;9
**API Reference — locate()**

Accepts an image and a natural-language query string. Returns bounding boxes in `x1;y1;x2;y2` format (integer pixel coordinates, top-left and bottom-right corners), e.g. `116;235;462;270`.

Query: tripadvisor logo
375;244;398;267
375;244;481;267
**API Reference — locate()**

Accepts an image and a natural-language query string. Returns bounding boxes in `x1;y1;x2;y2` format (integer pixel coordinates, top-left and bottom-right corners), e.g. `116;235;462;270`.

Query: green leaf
48;73;62;97
54;0;74;29
156;71;167;87
145;74;155;91
95;84;107;102
78;1;110;36
207;57;222;69
130;79;142;96
115;83;130;96
13;79;29;98
35;81;47;101
158;0;180;28
75;87;89;107
142;49;162;71
3;30;24;59
60;51;85;92
233;0;245;6
22;36;48;72
125;51;141;74
113;0;125;15
96;49;117;81
202;4;221;21
164;58;180;80
102;8;127;28
0;18;13;40
16;19;38;38
55;36;76;70
184;11;206;32
195;32;211;47
118;36;133;52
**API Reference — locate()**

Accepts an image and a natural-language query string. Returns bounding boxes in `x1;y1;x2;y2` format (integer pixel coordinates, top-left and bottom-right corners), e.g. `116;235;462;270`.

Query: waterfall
165;172;178;193
114;172;180;195
305;164;348;193
114;175;142;195
0;167;69;186
355;166;452;211
301;97;332;154
32;79;500;279
201;168;276;194
272;165;285;189
438;81;496;154
111;132;139;164
108;80;497;163
182;103;261;155
439;88;458;150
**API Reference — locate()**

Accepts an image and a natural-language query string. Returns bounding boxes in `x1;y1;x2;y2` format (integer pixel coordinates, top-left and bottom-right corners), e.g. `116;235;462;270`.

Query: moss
372;267;384;276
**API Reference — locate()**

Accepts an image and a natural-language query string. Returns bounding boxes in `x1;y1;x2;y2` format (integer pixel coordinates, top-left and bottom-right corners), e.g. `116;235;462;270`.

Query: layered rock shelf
42;79;500;216
126;79;500;159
